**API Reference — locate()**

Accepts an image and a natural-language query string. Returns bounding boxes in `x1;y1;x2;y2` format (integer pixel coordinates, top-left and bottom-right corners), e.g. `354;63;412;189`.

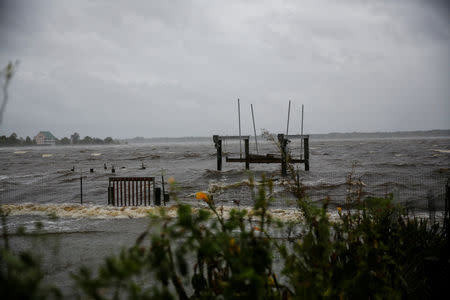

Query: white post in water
238;98;242;158
286;100;291;135
251;104;258;153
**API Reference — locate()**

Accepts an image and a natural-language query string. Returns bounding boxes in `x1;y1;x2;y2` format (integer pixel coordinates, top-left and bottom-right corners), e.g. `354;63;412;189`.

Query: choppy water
1;135;449;297
1;136;449;208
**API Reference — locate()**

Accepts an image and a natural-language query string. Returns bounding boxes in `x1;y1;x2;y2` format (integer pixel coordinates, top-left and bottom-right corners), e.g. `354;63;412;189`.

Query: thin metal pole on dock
286;100;291;135
238;98;242;158
251;104;258;153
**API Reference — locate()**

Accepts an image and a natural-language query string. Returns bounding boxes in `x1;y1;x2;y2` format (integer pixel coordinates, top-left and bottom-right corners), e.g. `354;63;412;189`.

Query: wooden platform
226;154;305;164
213;133;309;175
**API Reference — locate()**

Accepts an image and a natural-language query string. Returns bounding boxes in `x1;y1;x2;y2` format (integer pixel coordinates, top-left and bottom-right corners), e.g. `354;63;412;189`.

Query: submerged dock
213;133;309;176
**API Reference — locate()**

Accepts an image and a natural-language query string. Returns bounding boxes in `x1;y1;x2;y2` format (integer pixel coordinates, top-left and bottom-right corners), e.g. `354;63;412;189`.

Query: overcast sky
0;0;449;138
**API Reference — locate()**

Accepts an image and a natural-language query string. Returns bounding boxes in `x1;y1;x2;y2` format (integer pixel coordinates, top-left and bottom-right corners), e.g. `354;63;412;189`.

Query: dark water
1;136;449;207
1;135;449;297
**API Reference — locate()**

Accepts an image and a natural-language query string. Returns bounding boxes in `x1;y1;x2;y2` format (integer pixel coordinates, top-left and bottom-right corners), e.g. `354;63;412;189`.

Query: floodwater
1;134;449;297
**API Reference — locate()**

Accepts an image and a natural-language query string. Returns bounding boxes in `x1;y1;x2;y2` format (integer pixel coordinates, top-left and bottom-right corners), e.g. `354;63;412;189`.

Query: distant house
34;131;57;145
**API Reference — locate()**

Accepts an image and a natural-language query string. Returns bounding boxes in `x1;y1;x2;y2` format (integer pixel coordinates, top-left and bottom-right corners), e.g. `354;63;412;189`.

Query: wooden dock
213;133;309;176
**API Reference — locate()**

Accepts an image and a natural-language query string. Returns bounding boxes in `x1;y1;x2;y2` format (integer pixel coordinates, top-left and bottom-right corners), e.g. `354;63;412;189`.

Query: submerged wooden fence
108;177;156;206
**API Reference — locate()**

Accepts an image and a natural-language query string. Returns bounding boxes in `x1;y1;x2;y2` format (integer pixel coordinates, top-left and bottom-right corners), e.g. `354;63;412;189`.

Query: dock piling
213;135;222;171
245;138;250;170
304;136;309;171
278;134;287;176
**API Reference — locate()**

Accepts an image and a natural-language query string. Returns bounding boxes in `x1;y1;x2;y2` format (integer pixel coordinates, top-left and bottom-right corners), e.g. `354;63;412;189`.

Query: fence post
445;179;449;246
278;134;287;176
80;171;83;204
154;187;161;206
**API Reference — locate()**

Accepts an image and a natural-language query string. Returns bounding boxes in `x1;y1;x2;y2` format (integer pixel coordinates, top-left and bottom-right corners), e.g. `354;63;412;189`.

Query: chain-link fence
1;171;449;216
0;172;109;205
211;172;449;213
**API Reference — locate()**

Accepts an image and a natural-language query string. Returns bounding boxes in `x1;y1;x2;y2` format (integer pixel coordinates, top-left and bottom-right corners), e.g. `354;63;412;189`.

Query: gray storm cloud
0;0;449;138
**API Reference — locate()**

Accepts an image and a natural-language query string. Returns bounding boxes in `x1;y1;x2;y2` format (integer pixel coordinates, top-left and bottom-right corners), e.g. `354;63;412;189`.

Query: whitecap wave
432;149;450;154
0;203;314;222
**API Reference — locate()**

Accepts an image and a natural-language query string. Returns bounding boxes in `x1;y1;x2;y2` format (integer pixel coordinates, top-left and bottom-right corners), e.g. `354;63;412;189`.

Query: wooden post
278;134;287;176
108;179;112;205
154;187;161;206
80;173;83;204
109;186;114;206
107;182;110;205
304;136;310;171
245;138;250;170
213;135;222;171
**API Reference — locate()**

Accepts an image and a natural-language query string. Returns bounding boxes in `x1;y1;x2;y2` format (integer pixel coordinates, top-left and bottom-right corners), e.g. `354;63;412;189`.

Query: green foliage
0;221;62;299
72;176;449;299
0;248;62;299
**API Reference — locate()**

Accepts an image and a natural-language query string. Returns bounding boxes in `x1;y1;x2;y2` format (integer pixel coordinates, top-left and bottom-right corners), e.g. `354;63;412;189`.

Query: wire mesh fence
1;171;449;216
210;171;449;213
0;172;109;205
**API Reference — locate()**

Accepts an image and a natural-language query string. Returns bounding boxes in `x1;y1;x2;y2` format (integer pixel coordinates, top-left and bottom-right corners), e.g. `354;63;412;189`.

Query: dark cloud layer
1;0;449;138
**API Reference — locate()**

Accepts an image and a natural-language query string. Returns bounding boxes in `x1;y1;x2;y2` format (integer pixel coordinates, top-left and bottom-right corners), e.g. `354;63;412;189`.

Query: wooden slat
143;180;147;206
110;177;155;182
226;157;304;164
217;135;250;141
128;180;131;206
115;181;119;206
131;179;135;205
140;180;143;205
120;179;123;206
285;134;309;139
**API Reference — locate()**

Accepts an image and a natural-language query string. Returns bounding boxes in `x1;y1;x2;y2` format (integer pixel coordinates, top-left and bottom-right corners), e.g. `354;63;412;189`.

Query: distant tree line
0;132;117;146
62;132;116;145
0;133;35;146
